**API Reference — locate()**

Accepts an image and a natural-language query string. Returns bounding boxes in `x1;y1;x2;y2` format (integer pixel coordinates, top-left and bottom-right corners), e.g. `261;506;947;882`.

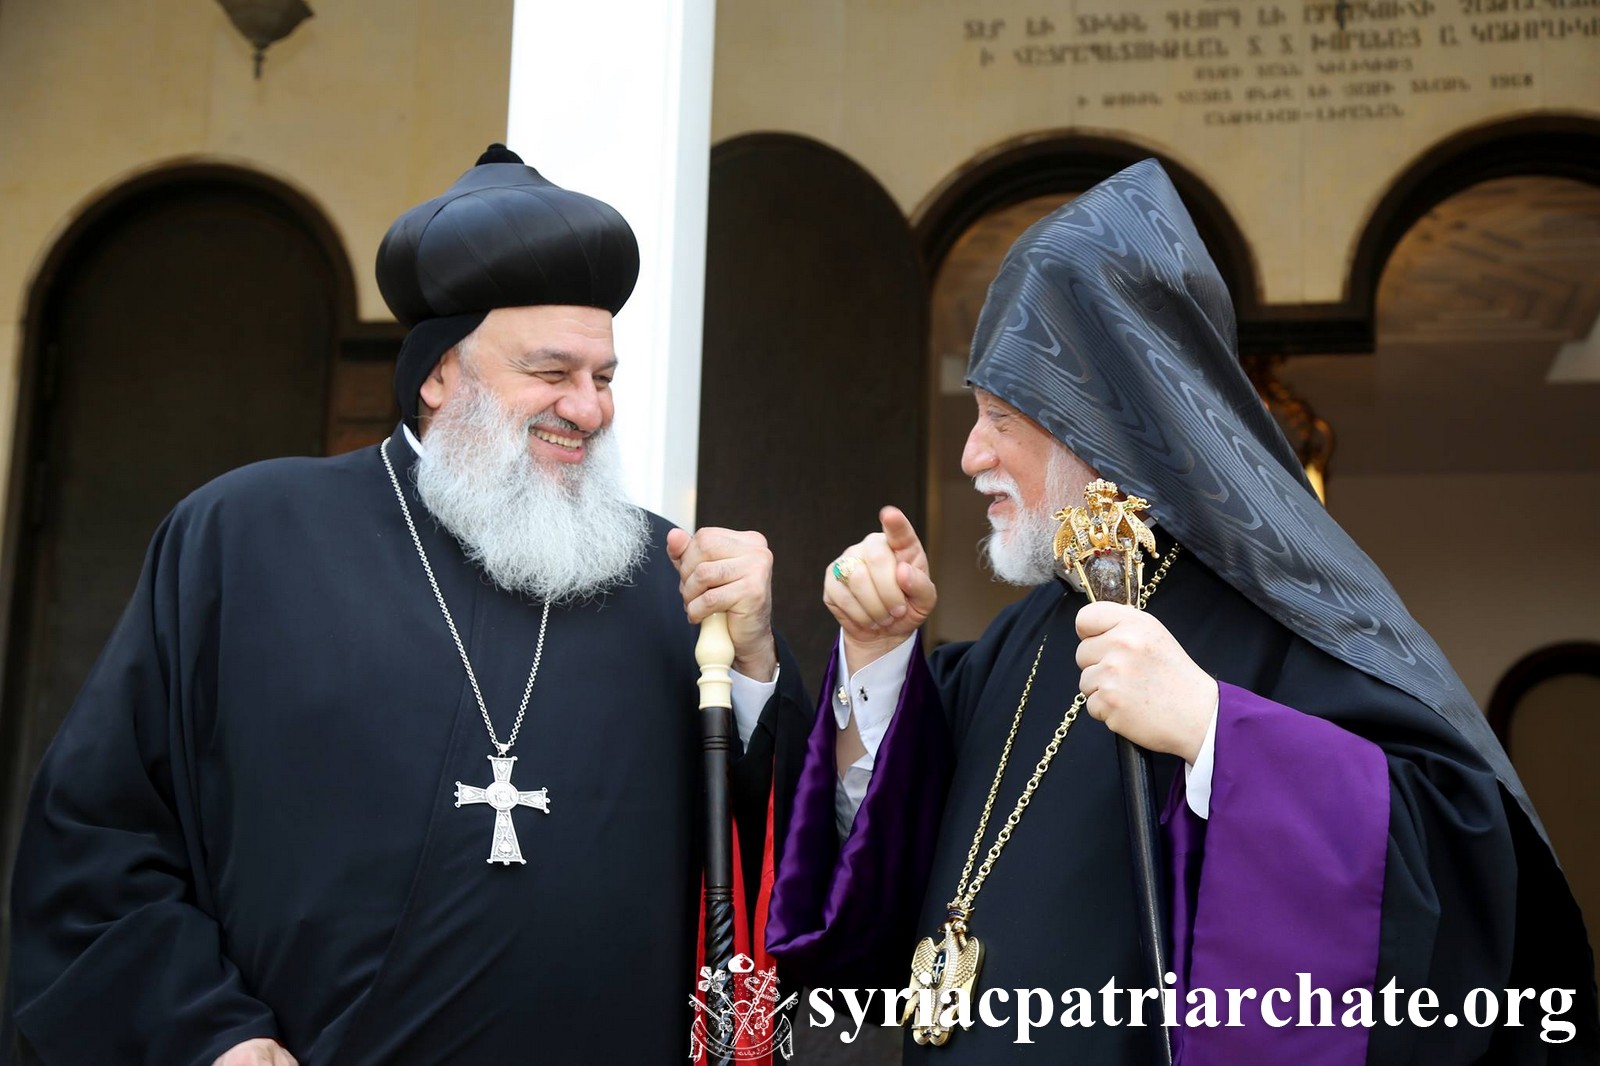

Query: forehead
972;388;1043;429
972;387;1064;452
974;387;1043;420
480;305;616;365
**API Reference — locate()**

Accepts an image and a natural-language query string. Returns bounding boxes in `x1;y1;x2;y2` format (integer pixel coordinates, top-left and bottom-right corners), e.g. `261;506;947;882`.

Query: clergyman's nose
559;385;605;434
960;423;993;479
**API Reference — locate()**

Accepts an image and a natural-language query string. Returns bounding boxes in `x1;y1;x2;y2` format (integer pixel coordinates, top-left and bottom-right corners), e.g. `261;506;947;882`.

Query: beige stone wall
1328;471;1600;708
713;0;1600;306
0;0;513;485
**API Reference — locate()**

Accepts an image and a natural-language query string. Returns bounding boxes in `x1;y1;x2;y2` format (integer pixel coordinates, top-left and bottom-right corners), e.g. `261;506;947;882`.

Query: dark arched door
701;134;928;694
1;178;339;910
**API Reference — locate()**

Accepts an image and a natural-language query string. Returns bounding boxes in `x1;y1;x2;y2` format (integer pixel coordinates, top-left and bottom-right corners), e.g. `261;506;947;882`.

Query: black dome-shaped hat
378;144;640;428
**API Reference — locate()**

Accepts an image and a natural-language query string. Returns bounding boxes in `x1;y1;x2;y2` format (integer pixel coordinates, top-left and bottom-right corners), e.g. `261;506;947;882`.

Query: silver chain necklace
381;437;553;865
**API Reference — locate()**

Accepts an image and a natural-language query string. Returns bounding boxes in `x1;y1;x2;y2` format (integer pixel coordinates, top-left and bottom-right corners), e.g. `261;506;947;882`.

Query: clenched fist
823;506;937;670
1075;602;1216;763
667;526;777;681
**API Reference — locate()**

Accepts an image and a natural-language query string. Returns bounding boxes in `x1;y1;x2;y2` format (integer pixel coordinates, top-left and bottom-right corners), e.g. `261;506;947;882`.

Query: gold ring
832;556;863;583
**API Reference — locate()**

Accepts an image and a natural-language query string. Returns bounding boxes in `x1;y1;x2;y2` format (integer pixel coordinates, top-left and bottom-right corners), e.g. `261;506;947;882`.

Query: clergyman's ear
418;347;461;419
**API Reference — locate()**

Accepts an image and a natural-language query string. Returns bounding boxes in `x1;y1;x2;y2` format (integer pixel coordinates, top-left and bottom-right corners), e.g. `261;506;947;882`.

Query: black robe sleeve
7;512;280;1066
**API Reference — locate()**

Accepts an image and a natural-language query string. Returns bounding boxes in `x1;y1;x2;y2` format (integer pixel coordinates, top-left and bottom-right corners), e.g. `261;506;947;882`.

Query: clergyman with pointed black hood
767;159;1597;1063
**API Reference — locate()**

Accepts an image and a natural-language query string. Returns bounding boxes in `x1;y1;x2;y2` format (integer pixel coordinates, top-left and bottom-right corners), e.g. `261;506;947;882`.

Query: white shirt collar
401;423;425;457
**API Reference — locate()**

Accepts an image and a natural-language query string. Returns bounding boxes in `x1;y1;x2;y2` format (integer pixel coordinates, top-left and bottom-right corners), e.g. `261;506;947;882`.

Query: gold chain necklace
901;544;1180;1046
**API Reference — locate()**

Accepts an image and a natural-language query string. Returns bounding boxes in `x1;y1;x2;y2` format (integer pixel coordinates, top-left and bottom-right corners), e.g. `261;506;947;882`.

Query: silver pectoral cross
454;755;550;865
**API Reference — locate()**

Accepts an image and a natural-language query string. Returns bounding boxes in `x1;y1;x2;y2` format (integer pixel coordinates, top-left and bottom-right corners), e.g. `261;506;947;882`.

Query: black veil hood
965;158;1548;845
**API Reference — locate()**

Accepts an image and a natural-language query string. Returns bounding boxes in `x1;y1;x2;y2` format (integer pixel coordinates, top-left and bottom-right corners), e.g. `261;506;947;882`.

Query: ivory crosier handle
695;611;735;711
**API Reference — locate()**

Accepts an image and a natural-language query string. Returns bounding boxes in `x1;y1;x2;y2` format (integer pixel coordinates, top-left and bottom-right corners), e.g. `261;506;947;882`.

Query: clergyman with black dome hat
767;159;1598;1063
4;145;812;1065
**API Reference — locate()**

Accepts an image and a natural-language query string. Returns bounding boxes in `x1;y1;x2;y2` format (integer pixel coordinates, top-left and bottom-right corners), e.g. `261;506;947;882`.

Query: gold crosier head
1051;478;1159;605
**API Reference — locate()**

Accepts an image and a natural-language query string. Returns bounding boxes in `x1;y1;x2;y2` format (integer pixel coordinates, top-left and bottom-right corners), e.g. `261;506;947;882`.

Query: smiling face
409;304;650;603
961;389;1100;585
417;305;618;468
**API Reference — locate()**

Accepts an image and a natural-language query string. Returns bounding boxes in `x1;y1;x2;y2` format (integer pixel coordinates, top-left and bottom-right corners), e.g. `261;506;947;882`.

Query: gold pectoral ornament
901;909;984;1045
900;480;1177;1046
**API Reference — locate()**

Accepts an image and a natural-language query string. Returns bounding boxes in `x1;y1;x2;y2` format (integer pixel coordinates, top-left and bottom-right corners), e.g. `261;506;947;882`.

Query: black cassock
6;433;811;1066
912;552;1587;1062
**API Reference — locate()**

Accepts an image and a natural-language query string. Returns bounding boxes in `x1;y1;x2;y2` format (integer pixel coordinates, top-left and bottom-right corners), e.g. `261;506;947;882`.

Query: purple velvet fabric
766;636;952;982
1165;682;1390;1065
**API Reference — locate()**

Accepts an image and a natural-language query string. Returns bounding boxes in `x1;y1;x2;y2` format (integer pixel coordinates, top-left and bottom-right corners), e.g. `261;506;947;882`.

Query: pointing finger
879;506;923;559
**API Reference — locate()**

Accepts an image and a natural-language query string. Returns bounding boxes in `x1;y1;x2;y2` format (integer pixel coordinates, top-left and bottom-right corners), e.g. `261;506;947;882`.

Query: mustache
526;411;586;436
973;471;1019;497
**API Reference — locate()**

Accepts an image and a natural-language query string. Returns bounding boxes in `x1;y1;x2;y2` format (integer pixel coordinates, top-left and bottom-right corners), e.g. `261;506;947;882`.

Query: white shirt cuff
833;631;917;836
730;667;778;749
1183;695;1219;820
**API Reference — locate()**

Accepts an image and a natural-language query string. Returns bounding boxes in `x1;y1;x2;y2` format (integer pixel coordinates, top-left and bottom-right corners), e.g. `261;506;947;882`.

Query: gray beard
413;374;650;604
981;449;1081;587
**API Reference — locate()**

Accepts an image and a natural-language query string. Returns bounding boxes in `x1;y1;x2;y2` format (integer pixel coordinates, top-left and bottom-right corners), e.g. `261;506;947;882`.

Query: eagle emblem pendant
900;918;984;1046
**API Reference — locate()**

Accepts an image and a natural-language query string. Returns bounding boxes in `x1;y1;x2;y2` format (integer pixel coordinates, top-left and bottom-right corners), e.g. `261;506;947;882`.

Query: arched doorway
1345;115;1600;340
0;167;356;964
1490;644;1600;985
702;133;929;693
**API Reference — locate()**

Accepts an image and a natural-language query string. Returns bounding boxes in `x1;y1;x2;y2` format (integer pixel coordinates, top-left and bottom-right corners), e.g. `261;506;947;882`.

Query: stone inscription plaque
959;1;1597;129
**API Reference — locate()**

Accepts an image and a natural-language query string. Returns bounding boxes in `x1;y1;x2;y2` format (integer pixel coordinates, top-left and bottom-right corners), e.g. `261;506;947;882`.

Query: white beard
414;372;649;604
978;448;1082;587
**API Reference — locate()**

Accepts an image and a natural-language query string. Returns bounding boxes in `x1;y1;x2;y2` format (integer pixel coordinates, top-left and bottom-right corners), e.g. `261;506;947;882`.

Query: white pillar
507;0;715;529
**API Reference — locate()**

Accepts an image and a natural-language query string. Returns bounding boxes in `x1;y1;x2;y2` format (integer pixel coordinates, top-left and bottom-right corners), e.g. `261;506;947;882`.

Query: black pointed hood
966;158;1542;841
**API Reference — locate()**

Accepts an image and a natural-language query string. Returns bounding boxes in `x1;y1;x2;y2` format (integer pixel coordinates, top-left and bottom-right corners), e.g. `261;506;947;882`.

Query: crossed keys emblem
689;954;798;1061
454;755;550;865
